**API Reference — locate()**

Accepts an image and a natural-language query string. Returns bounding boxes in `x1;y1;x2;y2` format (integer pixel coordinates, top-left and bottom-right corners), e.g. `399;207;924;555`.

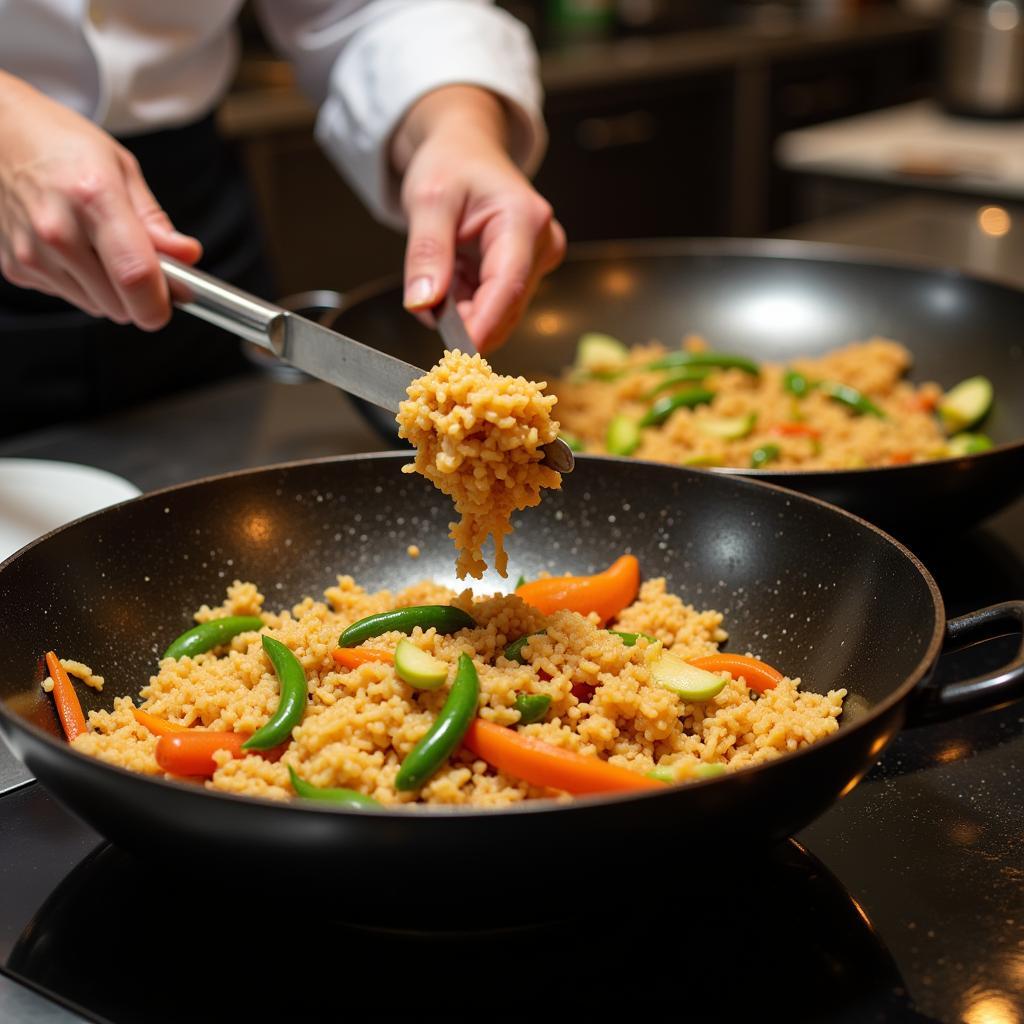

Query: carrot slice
44;651;87;742
689;653;784;694
515;555;640;626
772;422;821;438
154;732;288;777
132;707;188;737
463;718;664;795
332;647;395;669
889;451;914;465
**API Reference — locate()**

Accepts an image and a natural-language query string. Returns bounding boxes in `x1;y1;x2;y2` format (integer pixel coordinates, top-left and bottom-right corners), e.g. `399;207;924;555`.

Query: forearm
391;85;510;175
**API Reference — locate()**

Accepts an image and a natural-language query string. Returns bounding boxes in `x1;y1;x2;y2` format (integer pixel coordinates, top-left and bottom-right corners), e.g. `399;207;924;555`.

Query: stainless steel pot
941;0;1024;118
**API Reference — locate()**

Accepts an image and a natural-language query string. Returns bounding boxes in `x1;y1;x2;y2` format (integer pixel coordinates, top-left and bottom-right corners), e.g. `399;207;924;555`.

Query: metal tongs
160;258;574;474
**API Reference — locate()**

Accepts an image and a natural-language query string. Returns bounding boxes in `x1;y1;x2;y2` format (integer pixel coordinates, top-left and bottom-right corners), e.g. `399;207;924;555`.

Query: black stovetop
0;368;1021;1022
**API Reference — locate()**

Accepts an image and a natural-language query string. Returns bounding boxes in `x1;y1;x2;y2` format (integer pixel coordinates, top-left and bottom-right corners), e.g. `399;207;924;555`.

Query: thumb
118;150;203;265
402;185;460;312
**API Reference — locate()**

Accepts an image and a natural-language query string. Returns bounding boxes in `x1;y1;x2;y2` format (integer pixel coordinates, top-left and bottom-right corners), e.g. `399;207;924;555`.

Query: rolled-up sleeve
256;0;545;228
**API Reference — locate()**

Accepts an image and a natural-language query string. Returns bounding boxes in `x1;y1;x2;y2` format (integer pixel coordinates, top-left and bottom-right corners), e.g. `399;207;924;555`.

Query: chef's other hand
0;71;201;330
394;85;565;355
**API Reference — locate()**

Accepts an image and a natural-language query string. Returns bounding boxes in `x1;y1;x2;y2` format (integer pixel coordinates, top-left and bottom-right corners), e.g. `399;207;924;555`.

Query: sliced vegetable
643;366;713;399
514;575;527;591
575;332;629;373
242;635;307;751
163;615;263;660
697;412;756;440
938;375;994;434
559;433;584;453
516;554;640;626
504;631;546;664
606;414;641;456
647;762;727;783
682;454;723;467
645;643;726;701
690;653;783;694
44;651;87;742
823;382;885;418
339;605;475;647
514;693;551;725
647;351;759;376
750;444;781;469
395;652;480;791
332;647;394;669
287;765;379;809
464;718;664;795
783;369;814;397
155;730;250;776
132;707;187;737
640;389;715;427
607;630;655;647
947;432;994;456
772;422;821;438
394;639;448;690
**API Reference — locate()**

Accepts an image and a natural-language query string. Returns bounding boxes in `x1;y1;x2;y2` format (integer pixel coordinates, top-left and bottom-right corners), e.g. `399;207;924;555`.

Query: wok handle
161;256;287;353
906;601;1024;726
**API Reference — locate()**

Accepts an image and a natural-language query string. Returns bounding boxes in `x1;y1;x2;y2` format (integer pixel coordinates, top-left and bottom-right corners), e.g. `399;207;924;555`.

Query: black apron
0;114;273;437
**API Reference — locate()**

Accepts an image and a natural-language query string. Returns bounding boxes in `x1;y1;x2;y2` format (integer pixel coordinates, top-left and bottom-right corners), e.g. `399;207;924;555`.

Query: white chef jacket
0;1;545;227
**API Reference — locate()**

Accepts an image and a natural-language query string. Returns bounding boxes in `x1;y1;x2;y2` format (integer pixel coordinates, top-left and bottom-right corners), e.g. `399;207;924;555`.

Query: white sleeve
255;0;546;229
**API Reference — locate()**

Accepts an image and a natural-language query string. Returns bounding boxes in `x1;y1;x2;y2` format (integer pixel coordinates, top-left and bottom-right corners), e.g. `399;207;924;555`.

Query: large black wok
0;455;1021;901
326;239;1024;531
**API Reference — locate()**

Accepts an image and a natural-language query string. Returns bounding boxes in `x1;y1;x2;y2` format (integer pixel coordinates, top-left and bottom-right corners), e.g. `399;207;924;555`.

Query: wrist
392;85;509;174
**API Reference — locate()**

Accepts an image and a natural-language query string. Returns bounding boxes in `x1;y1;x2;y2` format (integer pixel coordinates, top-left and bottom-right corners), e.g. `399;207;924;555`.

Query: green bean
504;631;546;664
607;630;656;646
514;693;551;725
242;636;308;750
163;615;263;660
751;444;781;469
339;605;475;647
647;351;759;375
395;653;480;791
640;389;715;427
288;765;379;809
783;369;814;397
823;382;885;418
643;366;713;400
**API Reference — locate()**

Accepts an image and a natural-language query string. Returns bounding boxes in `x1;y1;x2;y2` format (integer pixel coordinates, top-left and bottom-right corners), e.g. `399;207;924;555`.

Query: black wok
0;455;1021;901
324;238;1024;532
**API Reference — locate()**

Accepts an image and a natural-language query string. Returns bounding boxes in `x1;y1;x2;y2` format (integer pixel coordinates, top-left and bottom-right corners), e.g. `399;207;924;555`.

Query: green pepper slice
823;382;885;418
395;653;480;791
163;615;263;660
647;352;759;376
243;636;308;750
514;693;551;725
287;765;379;809
340;605;476;647
504;631;546;664
640;389;715;427
643;366;713;400
751;444;781;469
607;630;656;646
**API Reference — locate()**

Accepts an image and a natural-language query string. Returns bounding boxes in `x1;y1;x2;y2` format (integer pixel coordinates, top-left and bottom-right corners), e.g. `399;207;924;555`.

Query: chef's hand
393;85;565;355
0;71;201;330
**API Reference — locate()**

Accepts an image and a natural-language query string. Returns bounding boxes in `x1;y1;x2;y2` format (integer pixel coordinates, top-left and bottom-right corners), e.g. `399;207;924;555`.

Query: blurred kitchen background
224;0;1024;297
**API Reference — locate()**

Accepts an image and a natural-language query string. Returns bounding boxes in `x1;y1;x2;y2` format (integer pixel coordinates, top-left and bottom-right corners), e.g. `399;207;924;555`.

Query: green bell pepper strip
163;615;263;660
646;352;759;376
395;653;480;791
287;765;379;809
823;382;885;418
504;631;546;664
643;366;712;399
242;636;308;750
514;693;551;725
339;605;476;647
607;630;656;647
751;444;781;469
640;389;716;427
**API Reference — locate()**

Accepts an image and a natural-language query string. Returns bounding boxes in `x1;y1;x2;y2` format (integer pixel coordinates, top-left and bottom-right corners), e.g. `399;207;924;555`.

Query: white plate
0;458;141;562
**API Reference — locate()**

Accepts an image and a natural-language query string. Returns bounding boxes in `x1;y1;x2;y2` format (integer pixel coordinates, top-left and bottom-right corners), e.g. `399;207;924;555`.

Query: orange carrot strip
154;732;287;777
515;555;640;626
463;718;665;795
911;393;938;413
332;647;395;669
889;451;914;465
772;422;822;438
44;651;87;742
132;707;188;737
689;653;784;694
